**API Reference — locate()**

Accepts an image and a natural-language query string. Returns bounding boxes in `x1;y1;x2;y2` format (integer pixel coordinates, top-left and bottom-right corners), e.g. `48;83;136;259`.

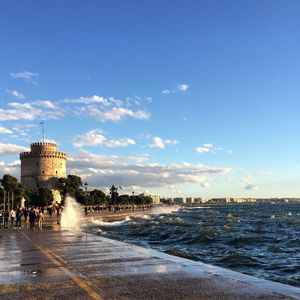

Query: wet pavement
0;228;300;299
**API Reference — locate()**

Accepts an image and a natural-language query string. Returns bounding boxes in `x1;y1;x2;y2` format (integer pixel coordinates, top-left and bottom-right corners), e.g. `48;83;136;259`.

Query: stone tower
20;142;67;190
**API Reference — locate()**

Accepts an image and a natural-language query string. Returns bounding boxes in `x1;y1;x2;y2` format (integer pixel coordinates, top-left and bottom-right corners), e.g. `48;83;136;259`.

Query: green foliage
0;174;25;205
1;174;19;190
26;188;53;207
117;194;130;205
1;173;156;207
58;175;83;197
75;189;87;205
90;189;109;205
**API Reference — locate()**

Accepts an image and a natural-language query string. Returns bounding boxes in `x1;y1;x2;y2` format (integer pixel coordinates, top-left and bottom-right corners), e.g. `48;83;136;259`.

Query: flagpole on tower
40;120;45;142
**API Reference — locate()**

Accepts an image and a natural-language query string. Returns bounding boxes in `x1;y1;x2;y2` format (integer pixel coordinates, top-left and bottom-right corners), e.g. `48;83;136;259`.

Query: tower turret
20;142;67;190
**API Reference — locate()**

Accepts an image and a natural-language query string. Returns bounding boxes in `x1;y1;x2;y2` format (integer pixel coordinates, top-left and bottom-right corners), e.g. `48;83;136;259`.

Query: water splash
150;205;181;215
61;196;83;230
91;216;131;226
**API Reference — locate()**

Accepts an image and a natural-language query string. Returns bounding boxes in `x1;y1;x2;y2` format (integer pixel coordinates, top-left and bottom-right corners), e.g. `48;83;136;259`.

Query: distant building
144;193;160;205
173;197;186;205
185;197;195;204
196;197;208;204
20;142;67;190
208;198;230;204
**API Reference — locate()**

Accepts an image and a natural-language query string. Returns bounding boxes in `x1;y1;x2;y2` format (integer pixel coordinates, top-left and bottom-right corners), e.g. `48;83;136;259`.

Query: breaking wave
150;205;181;215
88;203;300;288
91;216;132;226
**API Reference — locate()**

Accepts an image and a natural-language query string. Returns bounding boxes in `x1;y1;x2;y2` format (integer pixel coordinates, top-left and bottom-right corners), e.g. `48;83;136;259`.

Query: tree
0;174;25;206
75;189;87;205
90;189;109;205
58;175;83;197
117;194;130;205
1;174;19;191
26;188;53;207
133;194;152;205
109;185;121;205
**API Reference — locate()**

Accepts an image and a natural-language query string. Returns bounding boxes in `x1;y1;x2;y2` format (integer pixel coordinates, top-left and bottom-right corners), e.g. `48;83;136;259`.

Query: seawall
0;226;300;299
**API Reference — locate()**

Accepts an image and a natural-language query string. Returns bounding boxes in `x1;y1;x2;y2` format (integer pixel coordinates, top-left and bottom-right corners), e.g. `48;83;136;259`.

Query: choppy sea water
88;203;300;287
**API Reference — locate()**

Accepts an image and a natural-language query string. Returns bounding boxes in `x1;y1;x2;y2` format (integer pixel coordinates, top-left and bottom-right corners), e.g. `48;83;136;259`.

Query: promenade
1;221;300;299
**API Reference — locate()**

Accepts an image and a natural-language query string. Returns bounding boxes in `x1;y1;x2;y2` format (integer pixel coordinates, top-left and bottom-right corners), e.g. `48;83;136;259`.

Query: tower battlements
20;142;67;190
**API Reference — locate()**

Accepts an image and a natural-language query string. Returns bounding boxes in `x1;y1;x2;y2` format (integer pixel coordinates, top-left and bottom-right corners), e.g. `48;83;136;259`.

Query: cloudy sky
0;1;299;198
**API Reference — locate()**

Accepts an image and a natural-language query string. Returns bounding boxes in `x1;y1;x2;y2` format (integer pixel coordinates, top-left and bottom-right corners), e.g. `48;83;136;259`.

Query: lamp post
84;182;88;215
132;191;135;211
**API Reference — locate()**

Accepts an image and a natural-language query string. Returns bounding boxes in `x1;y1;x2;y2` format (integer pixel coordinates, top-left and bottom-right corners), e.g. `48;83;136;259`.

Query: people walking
29;208;36;230
37;210;45;230
15;208;23;229
23;207;29;229
4;211;9;228
10;208;16;227
0;210;3;229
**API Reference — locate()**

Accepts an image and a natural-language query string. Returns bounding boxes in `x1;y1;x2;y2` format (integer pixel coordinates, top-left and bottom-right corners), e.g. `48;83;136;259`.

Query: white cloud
105;138;136;148
67;150;230;189
177;83;189;91
150;137;178;149
72;129;136;148
34;100;57;109
62;95;122;107
242;176;259;191
9;90;26;99
0;143;29;155
201;182;210;188
0;102;63;121
161;89;171;95
73;129;106;147
87;106;150;122
0;126;13;134
196;143;214;154
245;183;259;191
257;170;272;176
10;71;39;83
161;83;189;95
0;160;21;179
0;94;149;123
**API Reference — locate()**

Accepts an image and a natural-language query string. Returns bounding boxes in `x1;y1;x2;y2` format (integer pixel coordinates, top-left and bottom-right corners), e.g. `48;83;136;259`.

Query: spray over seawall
61;196;83;230
150;205;181;215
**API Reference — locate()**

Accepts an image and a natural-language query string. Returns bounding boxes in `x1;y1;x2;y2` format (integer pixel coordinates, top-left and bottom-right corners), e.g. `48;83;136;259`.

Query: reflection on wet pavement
0;229;300;299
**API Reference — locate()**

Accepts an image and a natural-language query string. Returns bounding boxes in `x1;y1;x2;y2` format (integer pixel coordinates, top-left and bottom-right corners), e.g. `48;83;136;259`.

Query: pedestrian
37;210;45;230
4;211;9;228
15;208;23;229
0;210;3;229
10;208;16;227
29;208;36;230
48;206;53;218
23;207;29;229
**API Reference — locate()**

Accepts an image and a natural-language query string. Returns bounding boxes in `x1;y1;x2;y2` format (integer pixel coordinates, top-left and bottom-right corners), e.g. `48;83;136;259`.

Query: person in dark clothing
29;208;36;230
23;208;29;229
48;206;53;218
15;208;23;229
4;211;9;228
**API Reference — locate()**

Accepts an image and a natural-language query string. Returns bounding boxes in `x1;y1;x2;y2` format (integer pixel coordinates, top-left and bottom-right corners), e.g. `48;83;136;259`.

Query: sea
88;203;300;288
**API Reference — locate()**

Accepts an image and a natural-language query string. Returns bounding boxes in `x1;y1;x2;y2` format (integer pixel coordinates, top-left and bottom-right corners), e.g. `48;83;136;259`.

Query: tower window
56;171;58;174
42;171;45;174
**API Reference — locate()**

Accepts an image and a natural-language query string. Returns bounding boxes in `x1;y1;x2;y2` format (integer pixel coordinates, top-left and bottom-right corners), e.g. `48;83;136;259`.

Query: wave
150;205;181;215
218;253;263;268
227;236;270;246
182;206;212;210
91;216;132;226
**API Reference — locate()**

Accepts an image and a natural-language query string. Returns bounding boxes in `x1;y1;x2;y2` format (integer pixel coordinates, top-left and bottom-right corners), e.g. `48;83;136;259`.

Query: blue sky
0;1;299;197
